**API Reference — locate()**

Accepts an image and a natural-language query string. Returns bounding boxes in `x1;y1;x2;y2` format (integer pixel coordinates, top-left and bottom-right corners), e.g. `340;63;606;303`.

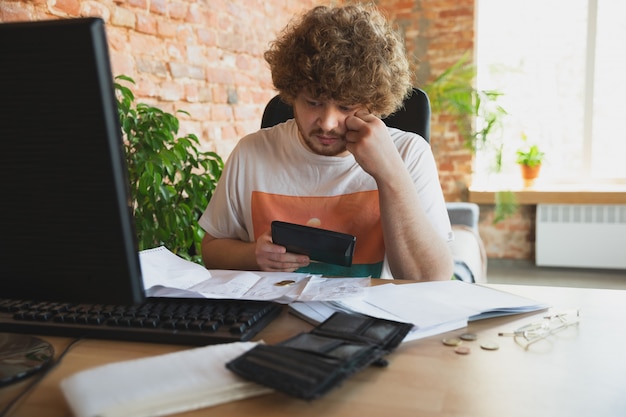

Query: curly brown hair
264;4;412;117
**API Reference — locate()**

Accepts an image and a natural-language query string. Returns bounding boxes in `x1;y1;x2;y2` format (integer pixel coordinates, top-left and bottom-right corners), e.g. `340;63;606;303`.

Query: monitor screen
0;18;144;305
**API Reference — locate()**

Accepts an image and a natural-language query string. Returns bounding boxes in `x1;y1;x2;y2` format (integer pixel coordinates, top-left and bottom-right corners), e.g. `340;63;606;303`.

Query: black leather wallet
271;221;356;267
226;311;413;400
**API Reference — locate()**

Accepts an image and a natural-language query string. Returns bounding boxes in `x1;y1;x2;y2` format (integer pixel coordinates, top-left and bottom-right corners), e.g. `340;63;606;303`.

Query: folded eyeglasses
498;309;580;349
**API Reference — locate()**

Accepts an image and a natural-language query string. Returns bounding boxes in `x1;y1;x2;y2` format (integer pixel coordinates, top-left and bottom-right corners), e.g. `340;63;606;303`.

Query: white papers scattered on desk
139;246;370;303
138;247;548;344
60;341;272;417
139;246;212;290
290;280;549;342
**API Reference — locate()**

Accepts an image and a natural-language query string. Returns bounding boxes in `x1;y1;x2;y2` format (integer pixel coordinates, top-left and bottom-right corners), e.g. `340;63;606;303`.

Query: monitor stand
0;333;54;387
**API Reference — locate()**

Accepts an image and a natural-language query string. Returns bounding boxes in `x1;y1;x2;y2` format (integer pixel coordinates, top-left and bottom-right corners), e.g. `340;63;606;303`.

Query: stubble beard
298;128;348;157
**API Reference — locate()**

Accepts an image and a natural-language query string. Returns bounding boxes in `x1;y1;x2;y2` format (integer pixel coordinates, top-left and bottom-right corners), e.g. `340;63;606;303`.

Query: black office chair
261;87;431;143
259;87;486;283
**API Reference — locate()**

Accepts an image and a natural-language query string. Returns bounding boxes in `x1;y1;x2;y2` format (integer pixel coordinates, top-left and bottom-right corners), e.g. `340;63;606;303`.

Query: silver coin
480;341;500;351
459;332;478;341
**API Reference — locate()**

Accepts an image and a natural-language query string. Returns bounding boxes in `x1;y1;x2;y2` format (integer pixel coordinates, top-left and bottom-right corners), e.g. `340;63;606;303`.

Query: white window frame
474;0;626;188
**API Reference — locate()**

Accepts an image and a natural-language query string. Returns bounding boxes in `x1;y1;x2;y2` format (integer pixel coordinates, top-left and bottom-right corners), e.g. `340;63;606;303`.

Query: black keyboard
0;297;282;346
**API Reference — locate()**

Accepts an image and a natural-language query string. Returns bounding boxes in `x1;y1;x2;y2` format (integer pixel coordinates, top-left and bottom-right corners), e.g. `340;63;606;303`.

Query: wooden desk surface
2;284;625;417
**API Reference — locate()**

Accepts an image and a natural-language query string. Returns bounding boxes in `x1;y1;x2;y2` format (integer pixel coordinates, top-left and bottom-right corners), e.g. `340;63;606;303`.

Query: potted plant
423;54;507;154
516;134;545;187
115;75;224;263
424;54;516;222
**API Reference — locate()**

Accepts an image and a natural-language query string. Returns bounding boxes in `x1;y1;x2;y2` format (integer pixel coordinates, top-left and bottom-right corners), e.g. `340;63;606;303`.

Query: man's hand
255;230;310;272
344;110;404;180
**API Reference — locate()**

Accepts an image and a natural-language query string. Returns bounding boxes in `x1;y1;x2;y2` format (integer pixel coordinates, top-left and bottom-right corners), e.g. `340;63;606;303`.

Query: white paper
60;341;272;417
296;276;370;301
289;280;548;343
349;282;478;328
192;270;311;302
138;246;371;303
139;246;212;290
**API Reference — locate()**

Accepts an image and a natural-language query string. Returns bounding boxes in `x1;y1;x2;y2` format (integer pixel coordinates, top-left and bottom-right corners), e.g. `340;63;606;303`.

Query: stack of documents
139;247;548;343
290;281;549;342
140;246;371;303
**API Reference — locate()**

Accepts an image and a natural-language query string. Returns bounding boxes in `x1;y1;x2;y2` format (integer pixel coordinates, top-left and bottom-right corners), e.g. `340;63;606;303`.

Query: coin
459;332;477;341
480;341;500;351
274;279;296;286
455;345;471;355
442;337;462;347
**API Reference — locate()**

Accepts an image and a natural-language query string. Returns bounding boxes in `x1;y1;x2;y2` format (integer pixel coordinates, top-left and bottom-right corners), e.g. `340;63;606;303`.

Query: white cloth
60;342;272;417
199;119;452;278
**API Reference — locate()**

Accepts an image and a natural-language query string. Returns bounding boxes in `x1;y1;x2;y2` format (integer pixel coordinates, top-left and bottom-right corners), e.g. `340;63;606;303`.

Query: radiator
536;204;626;269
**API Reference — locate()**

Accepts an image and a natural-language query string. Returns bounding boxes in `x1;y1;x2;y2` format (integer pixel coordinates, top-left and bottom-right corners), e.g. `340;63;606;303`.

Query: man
199;4;454;281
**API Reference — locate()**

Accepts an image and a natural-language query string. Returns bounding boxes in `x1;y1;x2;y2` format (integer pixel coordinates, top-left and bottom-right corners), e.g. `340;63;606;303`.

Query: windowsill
468;183;626;205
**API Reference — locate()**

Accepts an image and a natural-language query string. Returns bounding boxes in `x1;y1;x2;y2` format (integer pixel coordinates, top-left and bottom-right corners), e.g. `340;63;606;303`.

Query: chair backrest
260;87;431;143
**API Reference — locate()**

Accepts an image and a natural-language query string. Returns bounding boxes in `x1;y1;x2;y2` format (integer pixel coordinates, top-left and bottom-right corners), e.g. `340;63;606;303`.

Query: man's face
293;92;366;157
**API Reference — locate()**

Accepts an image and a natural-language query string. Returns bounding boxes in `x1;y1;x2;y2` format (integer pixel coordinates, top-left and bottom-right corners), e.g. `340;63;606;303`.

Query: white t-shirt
199;119;452;278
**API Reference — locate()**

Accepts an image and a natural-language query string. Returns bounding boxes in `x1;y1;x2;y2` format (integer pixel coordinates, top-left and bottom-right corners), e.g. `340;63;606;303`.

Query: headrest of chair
260;88;431;143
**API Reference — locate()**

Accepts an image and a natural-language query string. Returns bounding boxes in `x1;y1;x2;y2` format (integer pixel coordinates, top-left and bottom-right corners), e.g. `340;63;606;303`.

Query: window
475;0;626;186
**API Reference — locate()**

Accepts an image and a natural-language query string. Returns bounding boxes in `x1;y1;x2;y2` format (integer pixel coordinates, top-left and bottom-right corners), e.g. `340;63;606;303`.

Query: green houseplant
516;144;545;166
115;75;223;263
423;54;517;223
423;54;507;155
516;134;545;187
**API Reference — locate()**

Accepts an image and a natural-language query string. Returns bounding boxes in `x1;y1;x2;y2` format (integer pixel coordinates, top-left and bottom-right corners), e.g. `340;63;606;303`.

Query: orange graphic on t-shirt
251;191;384;265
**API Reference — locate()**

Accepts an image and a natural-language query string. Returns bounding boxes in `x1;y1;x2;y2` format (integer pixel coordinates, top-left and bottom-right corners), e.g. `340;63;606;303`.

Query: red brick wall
378;0;475;203
0;0;531;260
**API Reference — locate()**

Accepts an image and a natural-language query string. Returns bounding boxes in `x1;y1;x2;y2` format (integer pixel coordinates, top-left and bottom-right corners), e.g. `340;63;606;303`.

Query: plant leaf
115;75;223;263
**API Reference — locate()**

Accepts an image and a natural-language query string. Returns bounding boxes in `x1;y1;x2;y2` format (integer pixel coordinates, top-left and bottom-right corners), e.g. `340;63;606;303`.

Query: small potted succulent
516;133;545;187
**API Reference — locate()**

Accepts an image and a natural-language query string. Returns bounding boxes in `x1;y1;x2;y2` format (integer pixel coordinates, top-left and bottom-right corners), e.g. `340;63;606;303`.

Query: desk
2;284;625;417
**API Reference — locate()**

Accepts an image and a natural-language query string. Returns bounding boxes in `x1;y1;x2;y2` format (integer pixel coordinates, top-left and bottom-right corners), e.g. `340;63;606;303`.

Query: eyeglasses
498;309;580;349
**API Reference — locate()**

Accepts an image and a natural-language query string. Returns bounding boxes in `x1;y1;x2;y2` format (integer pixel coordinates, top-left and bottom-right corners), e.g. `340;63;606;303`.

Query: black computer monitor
0;18;144;306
